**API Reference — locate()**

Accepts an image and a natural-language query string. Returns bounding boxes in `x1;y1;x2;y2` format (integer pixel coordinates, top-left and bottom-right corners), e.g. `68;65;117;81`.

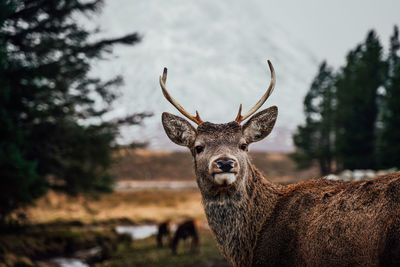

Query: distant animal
171;220;199;254
157;221;171;247
160;60;400;266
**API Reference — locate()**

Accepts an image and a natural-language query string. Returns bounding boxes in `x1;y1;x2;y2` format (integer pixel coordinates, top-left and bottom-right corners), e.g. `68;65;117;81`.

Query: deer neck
200;162;281;267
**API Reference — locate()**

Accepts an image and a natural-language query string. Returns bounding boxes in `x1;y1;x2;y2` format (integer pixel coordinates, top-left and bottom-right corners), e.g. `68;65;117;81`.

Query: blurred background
1;0;399;266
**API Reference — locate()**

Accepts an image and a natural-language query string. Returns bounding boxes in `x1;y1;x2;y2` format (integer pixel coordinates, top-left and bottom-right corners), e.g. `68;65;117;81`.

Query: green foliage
29;120;117;194
0;0;151;218
293;29;400;173
335;30;386;170
106;229;230;267
0;0;46;220
378;26;400;169
291;62;335;174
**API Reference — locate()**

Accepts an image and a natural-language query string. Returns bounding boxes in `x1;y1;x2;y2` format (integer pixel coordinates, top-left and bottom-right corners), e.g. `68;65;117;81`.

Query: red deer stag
160;60;400;266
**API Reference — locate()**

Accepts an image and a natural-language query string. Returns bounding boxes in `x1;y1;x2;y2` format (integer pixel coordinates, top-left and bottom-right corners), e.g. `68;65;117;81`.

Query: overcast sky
92;0;400;151
263;0;400;67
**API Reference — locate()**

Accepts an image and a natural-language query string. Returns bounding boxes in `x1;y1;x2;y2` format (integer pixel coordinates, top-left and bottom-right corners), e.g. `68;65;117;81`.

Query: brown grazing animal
170;220;199;254
159;61;400;266
157;221;171;247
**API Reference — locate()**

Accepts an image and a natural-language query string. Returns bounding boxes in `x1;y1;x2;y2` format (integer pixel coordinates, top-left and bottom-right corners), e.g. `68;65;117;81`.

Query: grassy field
0;226;120;266
12;190;228;266
3;150;319;266
1;223;228;267
27;151;318;225
98;228;230;267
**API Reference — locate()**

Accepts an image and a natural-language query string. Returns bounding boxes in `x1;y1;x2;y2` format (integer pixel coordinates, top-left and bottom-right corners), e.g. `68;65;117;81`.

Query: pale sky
92;0;400;150
264;0;400;67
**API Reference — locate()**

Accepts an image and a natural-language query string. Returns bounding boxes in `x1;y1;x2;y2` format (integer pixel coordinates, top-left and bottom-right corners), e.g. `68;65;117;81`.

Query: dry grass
249;152;320;184
26;190;205;224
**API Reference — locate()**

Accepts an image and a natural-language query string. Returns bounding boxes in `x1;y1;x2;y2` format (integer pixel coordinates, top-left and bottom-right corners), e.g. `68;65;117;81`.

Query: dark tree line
0;0;151;220
291;62;335;174
379;26;400;169
292;27;400;175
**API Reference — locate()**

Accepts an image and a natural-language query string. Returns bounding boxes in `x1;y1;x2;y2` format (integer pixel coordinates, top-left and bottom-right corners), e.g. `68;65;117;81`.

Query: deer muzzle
210;156;239;185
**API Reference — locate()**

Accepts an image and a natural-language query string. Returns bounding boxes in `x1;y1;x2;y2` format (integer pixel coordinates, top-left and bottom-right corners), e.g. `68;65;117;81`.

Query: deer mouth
213;172;237;186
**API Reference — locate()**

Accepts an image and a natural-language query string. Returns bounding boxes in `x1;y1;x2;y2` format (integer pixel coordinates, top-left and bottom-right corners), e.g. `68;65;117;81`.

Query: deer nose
216;158;235;172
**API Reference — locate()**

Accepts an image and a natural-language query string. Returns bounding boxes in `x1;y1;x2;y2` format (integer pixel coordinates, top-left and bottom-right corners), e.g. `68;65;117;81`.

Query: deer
170;219;200;254
157;220;172;247
159;60;400;266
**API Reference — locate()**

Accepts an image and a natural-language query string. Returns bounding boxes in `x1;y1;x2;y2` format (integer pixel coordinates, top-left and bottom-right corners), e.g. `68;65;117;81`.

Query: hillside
111;149;319;185
93;0;317;151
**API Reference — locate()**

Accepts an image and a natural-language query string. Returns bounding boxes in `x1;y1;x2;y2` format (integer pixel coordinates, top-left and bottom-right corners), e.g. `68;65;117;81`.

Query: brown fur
253;174;400;266
161;111;400;267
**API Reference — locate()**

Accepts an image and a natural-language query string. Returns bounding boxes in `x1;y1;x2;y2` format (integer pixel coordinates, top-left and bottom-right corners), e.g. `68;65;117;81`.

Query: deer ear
242;106;278;143
162;112;197;147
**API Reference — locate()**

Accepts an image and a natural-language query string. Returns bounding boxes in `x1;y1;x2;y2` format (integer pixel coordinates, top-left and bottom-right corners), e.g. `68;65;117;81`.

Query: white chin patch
214;173;236;185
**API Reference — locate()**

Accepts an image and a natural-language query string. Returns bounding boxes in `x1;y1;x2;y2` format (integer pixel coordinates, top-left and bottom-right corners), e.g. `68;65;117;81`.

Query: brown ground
111;149;319;184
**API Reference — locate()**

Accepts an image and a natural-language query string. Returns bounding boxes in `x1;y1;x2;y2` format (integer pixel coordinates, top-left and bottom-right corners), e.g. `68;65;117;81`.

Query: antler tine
159;68;203;125
235;60;276;123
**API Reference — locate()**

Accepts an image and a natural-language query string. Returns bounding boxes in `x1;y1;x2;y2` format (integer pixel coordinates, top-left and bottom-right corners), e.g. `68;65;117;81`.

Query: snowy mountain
92;0;319;151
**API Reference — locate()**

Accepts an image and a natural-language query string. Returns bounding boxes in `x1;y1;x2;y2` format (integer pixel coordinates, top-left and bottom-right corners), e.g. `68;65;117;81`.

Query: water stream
115;224;158;239
51;258;89;267
49;225;159;266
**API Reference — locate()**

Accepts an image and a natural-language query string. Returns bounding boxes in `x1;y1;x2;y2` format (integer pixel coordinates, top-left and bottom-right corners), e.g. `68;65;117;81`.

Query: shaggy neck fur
200;162;281;267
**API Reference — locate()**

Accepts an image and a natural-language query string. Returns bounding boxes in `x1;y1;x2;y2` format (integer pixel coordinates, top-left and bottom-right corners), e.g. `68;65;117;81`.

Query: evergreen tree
291;62;335;175
335;30;386;170
0;0;150;216
0;0;46;220
378;26;400;168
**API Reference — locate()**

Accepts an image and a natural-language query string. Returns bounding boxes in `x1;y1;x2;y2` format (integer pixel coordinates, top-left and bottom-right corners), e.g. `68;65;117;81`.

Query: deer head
161;61;278;200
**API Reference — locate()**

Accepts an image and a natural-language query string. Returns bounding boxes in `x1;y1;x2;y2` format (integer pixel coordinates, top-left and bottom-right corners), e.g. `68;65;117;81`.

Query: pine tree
0;0;150;217
335;30;386;170
378;26;400;169
0;0;46;220
291;62;335;175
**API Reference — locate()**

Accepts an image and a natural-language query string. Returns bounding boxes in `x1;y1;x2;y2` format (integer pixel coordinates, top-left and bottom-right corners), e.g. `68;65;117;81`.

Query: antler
159;68;203;125
234;60;276;123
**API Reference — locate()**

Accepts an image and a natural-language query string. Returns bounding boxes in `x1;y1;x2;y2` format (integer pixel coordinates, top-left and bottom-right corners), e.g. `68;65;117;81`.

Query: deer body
252;174;400;266
157;221;171;247
171;219;199;254
160;61;400;266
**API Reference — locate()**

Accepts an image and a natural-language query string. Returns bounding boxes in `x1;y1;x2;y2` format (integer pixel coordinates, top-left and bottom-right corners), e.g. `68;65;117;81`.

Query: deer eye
195;145;204;154
240;143;248;151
